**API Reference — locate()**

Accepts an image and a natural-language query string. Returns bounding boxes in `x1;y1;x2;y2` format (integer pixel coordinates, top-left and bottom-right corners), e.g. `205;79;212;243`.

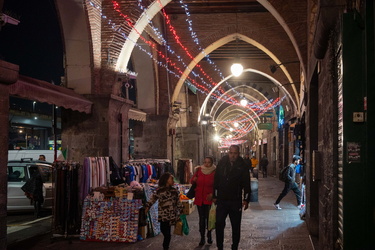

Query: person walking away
259;154;269;178
243;154;252;171
273;155;303;210
145;172;183;250
191;156;216;246
21;167;44;218
213;145;251;250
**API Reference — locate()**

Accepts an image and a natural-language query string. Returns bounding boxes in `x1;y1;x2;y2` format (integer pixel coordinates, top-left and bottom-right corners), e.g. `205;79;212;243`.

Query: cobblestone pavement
7;176;313;250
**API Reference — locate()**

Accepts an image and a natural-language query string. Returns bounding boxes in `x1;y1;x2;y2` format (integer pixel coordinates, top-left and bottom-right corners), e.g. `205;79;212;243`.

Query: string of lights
88;0;287;145
110;0;278;109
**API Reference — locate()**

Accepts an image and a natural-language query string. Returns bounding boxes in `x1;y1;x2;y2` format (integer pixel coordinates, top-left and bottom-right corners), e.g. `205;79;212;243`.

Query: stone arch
115;0;171;72
55;0;93;94
210;85;269;123
112;0;305;107
172;33;299;112
199;67;297;122
258;0;307;78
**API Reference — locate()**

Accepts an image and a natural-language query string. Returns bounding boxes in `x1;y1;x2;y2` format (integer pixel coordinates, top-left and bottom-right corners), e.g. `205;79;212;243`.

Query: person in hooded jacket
190;156;216;246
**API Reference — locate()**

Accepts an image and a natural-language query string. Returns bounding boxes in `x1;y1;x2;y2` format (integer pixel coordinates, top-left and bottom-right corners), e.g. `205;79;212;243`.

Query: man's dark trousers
215;199;242;250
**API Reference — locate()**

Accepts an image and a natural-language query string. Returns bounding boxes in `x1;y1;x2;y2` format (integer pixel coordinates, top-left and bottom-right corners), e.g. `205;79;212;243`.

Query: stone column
0;60;19;249
61;94;133;166
133;114;170;159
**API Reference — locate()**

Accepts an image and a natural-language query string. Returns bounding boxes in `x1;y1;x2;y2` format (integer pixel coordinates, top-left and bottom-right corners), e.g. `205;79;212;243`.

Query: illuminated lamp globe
240;98;248;107
230;63;243;77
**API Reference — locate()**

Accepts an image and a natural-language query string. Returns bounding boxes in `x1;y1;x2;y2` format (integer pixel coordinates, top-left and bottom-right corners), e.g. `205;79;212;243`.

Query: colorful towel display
80;197;142;242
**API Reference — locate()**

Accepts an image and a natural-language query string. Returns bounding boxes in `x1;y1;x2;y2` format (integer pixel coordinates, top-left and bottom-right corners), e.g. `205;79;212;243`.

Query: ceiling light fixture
240;98;248;107
231;62;243;77
231;35;243;77
231;17;243;77
239;88;247;106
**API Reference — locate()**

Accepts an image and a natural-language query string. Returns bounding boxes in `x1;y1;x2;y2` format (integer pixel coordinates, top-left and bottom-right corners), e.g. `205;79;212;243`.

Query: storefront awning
9;75;92;114
128;108;146;122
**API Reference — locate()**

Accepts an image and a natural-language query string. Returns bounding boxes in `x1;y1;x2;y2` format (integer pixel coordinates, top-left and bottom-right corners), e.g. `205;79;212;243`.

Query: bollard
250;178;258;202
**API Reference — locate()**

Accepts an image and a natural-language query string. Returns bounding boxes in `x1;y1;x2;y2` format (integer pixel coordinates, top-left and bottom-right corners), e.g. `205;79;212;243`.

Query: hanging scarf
199;164;216;175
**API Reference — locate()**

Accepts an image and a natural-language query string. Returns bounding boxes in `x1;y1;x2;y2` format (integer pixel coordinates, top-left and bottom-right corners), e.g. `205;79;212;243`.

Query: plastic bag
180;214;189;235
174;220;183;235
208;204;216;230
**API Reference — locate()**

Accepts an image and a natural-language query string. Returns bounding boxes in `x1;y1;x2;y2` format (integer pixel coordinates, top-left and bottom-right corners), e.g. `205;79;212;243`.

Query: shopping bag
174;220;183;235
208;204;216;230
186;182;196;199
180;214;189;235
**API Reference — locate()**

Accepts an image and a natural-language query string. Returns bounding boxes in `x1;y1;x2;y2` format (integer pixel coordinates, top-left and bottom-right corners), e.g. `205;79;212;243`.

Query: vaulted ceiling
65;0;307;145
157;0;307;144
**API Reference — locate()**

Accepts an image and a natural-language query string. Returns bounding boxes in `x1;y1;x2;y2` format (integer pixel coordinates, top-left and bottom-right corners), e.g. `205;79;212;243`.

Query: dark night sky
0;0;64;84
1;0;64;113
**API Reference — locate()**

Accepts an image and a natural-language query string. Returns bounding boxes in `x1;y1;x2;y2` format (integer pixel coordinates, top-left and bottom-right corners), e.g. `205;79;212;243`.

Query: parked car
7;158;53;212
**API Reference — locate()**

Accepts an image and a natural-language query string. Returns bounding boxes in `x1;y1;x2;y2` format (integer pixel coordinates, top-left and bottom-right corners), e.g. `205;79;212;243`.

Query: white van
7;159;53;212
8;150;62;163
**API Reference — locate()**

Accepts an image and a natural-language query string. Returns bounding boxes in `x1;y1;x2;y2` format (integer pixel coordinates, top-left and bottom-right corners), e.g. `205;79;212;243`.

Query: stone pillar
133;114;169;159
175;126;202;167
0;60;19;249
61;94;133;166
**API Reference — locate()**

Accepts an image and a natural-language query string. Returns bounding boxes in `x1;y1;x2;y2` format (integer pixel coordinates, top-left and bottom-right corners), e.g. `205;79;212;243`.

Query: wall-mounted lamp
172;101;182;107
269;61;299;73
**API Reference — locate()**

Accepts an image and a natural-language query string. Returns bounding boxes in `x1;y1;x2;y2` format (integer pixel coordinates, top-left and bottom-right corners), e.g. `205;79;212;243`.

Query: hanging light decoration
240;97;248;106
231;16;243;77
231;62;243;77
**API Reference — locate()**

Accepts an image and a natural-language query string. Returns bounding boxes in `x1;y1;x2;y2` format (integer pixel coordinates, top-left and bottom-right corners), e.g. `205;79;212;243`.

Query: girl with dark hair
145;172;183;250
191;156;216;246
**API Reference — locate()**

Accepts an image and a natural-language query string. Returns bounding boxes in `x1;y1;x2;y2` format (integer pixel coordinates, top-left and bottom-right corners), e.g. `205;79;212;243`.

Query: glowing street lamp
231;63;243;77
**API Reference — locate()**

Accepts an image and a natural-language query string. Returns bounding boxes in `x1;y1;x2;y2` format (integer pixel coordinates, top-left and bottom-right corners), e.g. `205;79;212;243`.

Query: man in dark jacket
213;145;251;250
259;154;269;178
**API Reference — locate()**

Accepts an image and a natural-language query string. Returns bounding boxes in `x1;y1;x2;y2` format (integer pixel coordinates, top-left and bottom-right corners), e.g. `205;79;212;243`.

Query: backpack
279;165;290;182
